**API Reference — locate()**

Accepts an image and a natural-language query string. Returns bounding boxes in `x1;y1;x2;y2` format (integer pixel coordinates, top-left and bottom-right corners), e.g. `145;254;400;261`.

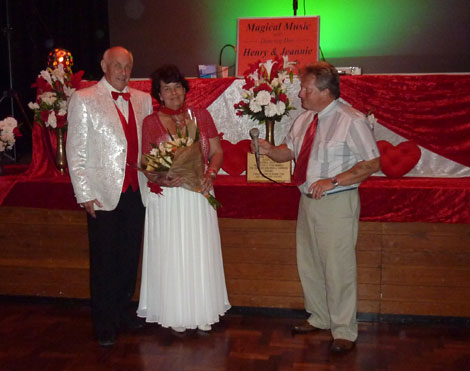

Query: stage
1;75;469;318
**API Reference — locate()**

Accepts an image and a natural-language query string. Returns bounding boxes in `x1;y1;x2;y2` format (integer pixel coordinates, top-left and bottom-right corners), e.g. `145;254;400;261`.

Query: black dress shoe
97;330;116;347
121;315;145;330
292;322;320;334
331;338;355;353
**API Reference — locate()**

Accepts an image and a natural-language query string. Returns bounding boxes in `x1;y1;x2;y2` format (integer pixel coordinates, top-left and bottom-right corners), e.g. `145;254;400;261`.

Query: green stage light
208;0;428;59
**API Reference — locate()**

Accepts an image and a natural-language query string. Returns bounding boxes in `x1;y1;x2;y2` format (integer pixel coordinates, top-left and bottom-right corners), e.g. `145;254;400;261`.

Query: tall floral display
0;117;22;175
234;55;296;144
28;49;83;174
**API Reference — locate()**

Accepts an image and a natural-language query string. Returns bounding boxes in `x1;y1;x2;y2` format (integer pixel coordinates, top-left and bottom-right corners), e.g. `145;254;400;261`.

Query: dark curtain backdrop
0;0;109;137
107;0;470;79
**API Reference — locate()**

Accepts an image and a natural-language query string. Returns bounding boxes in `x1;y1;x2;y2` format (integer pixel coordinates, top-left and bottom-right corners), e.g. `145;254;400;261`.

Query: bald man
67;46;153;346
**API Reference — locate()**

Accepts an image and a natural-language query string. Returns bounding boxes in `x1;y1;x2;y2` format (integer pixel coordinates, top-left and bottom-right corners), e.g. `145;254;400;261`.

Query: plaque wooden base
246;153;292;183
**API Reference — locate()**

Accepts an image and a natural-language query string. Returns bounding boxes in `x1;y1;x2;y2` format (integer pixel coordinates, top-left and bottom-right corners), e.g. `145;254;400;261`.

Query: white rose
255;90;272;106
3;132;15;148
47;111;57;128
0;141;5;152
249;100;262;113
0;117;17;130
28;102;40;110
40;92;57;106
264;102;278;117
276;101;286;115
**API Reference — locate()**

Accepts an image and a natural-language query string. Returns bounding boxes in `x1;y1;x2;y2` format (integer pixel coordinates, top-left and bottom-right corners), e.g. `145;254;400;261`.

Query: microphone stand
1;0;33;161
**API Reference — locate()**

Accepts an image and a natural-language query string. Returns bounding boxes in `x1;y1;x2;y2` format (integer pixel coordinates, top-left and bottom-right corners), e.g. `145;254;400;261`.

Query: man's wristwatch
331;177;339;188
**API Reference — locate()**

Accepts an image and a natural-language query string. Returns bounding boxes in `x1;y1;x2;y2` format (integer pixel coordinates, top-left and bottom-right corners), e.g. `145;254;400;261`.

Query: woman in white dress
137;64;230;332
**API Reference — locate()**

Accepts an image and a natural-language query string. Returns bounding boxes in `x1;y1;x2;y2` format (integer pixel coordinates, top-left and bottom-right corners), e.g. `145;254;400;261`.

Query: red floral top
142;108;219;194
142;107;218;164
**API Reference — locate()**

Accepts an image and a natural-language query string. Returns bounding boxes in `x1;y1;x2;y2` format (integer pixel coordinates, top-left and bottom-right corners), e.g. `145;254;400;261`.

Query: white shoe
197;324;212;332
171;326;186;333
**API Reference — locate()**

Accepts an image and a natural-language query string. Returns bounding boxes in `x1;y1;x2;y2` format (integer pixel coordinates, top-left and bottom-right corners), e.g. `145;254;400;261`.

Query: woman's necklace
171;114;186;128
158;105;187;129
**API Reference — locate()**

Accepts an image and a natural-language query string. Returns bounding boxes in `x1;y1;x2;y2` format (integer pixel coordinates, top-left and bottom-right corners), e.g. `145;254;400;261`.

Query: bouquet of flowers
234;55;296;123
142;112;221;210
0;117;22;153
28;64;83;129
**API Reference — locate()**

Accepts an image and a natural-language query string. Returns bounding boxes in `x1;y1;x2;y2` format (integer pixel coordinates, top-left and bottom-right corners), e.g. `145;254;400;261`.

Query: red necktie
293;114;318;186
112;91;130;101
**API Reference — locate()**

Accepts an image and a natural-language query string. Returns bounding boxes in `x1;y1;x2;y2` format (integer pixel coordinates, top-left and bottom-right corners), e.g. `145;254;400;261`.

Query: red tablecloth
2;172;469;224
1;75;469;224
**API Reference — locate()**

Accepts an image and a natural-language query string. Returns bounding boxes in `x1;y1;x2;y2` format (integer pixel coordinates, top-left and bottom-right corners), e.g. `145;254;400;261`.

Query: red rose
242;78;255;90
253;83;272;93
40;110;50;123
56;114;67;128
278;93;288;103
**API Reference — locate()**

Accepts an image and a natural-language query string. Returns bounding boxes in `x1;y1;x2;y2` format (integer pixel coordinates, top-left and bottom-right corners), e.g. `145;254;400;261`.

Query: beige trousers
296;189;360;341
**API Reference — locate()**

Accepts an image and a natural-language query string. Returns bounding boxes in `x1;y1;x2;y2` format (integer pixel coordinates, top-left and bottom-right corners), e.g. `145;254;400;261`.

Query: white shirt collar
317;99;338;119
101;77;129;95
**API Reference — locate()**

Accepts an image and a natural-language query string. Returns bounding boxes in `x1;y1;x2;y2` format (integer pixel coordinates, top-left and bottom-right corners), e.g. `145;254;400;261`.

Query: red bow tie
112;91;130;101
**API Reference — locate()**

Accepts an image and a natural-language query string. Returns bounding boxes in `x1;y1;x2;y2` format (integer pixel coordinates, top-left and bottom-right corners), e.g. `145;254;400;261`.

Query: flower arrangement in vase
28;57;83;174
28;64;83;129
234;55;296;144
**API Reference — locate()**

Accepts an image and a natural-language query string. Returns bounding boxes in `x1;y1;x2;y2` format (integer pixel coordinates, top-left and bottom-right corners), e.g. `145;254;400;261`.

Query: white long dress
137;180;231;329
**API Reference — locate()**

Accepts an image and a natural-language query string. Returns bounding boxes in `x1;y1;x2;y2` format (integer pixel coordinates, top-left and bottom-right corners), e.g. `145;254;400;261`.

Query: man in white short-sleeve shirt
253;61;380;353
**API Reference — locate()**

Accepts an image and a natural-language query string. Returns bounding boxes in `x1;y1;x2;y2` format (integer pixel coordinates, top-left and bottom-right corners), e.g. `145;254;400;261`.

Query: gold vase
265;119;276;145
55;127;67;174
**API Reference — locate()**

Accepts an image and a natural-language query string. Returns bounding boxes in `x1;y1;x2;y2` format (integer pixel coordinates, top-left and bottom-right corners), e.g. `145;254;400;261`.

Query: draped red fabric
340;75;470;167
2;175;469;223
22;124;64;179
1;75;469;224
81;77;237;110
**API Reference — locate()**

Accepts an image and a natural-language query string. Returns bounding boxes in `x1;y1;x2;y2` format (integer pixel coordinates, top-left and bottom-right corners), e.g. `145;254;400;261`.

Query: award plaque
246;153;292;183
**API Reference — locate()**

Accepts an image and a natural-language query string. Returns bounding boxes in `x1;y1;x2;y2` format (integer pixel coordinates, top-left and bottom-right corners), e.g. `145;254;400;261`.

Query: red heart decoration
377;140;421;178
221;139;251;176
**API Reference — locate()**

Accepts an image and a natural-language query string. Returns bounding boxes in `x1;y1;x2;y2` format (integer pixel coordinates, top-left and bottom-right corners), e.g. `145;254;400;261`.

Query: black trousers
86;188;145;337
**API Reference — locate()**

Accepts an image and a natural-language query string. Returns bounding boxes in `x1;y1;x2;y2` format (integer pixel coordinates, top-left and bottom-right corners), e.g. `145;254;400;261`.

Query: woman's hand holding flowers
200;169;216;194
145;171;184;188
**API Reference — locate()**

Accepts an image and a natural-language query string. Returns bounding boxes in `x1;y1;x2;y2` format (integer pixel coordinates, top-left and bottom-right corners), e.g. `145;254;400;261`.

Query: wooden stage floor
1;298;469;371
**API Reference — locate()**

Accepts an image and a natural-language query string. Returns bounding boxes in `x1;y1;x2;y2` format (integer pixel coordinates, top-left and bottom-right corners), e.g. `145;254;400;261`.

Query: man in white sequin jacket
66;46;152;347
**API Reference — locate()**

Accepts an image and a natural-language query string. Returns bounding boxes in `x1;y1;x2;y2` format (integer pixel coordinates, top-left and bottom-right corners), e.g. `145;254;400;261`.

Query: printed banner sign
236;16;320;76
